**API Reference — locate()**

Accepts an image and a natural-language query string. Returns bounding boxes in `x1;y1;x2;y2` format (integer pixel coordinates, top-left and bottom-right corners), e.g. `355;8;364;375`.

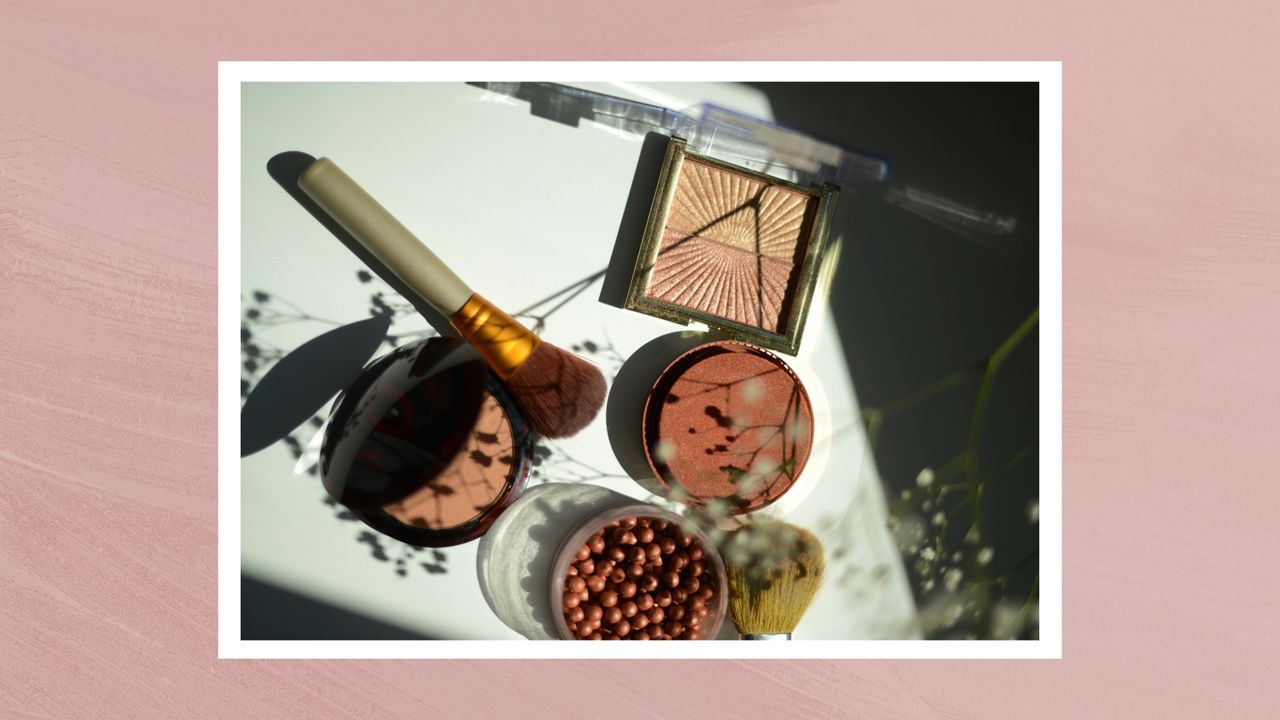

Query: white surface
239;81;917;640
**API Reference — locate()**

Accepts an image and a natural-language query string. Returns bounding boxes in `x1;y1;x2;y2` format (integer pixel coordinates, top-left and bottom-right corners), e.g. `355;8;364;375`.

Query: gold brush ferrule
450;293;541;380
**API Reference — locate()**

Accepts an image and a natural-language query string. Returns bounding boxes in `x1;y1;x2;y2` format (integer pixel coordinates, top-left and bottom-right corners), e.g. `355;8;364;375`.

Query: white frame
219;61;1063;660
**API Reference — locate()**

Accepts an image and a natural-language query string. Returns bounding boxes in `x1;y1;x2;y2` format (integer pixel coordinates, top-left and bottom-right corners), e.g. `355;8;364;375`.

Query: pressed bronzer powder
624;138;837;356
642;341;813;513
381;391;517;530
322;337;533;547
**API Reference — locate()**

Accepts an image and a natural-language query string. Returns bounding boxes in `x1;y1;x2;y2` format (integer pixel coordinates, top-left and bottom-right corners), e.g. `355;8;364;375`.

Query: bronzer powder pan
322;337;534;547
625;138;838;355
356;379;533;547
642;340;814;514
379;392;516;531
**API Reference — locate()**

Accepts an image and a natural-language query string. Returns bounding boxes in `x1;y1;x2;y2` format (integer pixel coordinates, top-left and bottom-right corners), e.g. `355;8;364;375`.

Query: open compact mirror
320;336;535;547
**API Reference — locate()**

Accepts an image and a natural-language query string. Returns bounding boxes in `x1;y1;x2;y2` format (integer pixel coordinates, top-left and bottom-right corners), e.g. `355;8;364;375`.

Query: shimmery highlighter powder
624;138;837;356
642;341;813;514
650;157;817;334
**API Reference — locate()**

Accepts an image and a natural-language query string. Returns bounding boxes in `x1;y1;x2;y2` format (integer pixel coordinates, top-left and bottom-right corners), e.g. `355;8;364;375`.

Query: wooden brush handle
297;157;474;315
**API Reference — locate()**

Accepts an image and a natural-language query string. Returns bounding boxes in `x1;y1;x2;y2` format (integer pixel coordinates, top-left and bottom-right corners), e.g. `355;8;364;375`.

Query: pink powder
646;158;818;333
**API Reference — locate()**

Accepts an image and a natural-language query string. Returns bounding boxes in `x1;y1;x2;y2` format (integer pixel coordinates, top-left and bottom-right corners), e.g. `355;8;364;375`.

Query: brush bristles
726;523;825;637
505;342;606;438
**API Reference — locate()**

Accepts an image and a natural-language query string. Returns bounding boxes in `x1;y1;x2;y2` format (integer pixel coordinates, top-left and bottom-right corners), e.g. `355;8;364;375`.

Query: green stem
864;363;985;448
865;306;1040;639
998;572;1040;639
991;444;1037;484
964;308;1040;485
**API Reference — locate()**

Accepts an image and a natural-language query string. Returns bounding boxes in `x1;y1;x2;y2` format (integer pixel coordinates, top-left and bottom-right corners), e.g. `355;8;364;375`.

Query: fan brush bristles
725;521;826;639
505;341;607;439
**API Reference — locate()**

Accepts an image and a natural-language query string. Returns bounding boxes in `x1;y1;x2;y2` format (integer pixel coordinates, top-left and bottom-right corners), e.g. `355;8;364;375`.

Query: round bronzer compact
321;336;534;547
642;340;814;514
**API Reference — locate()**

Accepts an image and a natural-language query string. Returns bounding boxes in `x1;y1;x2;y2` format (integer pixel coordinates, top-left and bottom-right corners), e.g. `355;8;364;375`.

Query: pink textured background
2;1;1278;717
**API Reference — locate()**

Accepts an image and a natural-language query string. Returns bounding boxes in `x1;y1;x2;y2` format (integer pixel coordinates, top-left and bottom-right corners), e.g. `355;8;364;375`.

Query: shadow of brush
240;313;389;457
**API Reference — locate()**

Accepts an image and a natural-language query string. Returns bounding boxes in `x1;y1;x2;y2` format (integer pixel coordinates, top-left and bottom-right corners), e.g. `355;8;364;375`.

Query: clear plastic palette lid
684;103;889;186
468;82;890;188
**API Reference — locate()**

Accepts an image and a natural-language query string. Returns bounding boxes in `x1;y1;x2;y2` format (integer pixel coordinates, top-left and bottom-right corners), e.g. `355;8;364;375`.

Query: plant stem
863;362;985;448
964;307;1039;485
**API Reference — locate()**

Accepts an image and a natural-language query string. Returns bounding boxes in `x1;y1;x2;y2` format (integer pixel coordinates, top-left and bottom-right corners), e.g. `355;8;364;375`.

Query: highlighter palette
624;137;838;355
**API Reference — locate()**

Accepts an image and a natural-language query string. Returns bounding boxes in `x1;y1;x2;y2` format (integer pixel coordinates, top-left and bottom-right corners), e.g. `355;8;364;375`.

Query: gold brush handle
298;157;474;315
450;293;539;380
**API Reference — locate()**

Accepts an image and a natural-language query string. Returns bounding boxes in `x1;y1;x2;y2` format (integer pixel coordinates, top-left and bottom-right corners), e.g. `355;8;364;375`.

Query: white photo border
219;61;1062;660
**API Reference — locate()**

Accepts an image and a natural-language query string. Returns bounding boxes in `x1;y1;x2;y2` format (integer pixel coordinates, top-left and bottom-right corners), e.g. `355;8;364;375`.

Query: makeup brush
724;520;825;640
297;156;606;438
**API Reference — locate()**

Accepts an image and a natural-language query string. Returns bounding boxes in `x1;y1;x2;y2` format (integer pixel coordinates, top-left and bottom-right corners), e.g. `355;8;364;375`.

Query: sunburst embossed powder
624;137;838;355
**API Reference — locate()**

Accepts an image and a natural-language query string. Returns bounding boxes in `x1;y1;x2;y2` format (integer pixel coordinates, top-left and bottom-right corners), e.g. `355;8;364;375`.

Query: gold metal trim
450;293;541;380
623;137;839;356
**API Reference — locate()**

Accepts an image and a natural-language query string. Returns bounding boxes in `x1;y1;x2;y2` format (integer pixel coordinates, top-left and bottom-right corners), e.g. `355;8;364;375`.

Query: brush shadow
598;131;671;309
266;151;453;334
240;314;390;458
